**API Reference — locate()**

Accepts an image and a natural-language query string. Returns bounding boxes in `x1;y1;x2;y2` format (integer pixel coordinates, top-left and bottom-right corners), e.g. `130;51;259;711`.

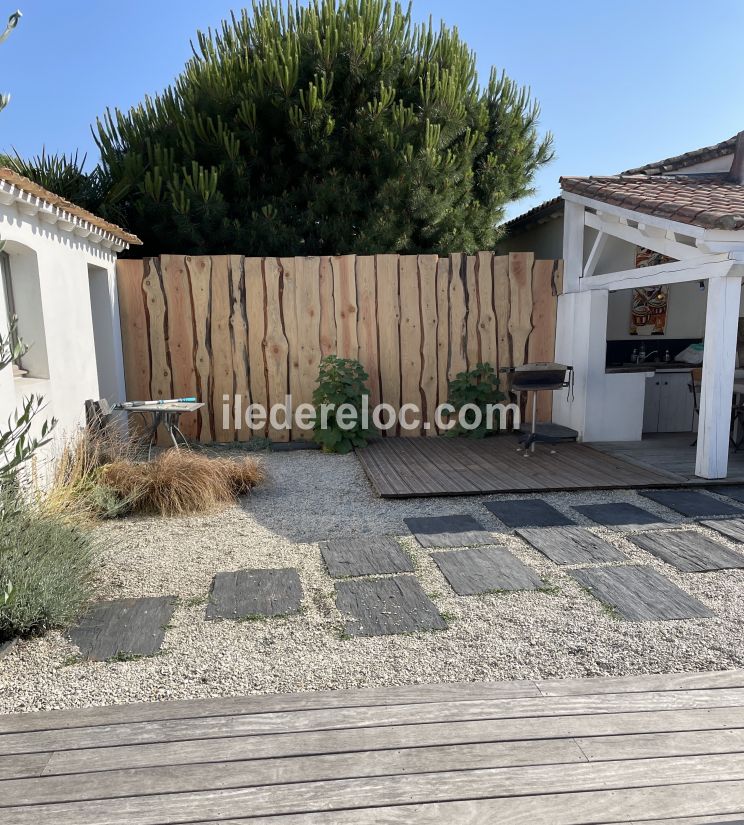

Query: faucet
638;350;658;363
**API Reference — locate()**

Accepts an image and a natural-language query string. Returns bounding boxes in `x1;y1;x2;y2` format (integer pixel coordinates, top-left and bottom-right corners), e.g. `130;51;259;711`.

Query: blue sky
2;0;743;218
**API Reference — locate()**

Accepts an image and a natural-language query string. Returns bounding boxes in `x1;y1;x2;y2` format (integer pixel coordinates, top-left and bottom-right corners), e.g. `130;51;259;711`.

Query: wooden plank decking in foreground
356;435;681;497
3;670;744;822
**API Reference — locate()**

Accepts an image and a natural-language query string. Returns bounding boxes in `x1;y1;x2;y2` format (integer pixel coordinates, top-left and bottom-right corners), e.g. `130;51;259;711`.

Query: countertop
605;361;695;374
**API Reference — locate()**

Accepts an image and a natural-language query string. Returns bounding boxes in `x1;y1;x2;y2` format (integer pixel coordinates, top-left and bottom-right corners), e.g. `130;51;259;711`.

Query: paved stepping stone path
431;547;542;595
573;502;668;532
700;517;744;544
515;526;627;565
336;576;447;636
570;565;714;621
404;514;492;548
68;597;176;661
320;537;413;578
715;485;744;505
639;489;744;518
0;638;17;659
483;499;573;528
206;569;303;620
630;531;744;572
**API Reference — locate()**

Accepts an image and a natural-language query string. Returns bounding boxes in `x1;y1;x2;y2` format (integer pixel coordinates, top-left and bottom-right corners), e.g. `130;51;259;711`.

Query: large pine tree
93;0;552;256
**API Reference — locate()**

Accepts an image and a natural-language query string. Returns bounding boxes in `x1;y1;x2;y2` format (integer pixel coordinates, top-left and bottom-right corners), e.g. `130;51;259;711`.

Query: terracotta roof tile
0;167;141;246
500;196;563;233
623;134;738;175
559;174;744;231
504;133;741;232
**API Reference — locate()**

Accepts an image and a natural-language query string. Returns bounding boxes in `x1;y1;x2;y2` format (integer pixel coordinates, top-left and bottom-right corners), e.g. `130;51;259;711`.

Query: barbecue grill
501;363;575;452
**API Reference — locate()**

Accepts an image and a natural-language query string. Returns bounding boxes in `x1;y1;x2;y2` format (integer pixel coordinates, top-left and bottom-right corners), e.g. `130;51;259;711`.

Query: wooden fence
116;253;563;442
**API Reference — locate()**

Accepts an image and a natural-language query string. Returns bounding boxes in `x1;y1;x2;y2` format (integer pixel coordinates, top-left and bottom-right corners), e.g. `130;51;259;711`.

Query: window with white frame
1;244;49;379
0;250;22;374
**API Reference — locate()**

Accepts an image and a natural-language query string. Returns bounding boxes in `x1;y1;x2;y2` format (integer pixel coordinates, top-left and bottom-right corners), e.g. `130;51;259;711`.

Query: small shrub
445;362;505;438
312;356;374;453
101;450;264;516
0;501;95;641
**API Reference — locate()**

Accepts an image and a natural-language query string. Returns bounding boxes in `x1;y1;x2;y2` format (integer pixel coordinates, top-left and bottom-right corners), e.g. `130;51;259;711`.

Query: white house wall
0;201;125;453
498;215;564;258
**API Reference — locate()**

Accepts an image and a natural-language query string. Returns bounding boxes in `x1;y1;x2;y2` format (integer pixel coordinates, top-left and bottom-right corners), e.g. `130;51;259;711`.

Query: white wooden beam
583;231;608;278
563;191;707;238
697;239;744;256
582;254;734;291
637;223;667;239
562;200;584;293
584;211;700;261
695;274;742;478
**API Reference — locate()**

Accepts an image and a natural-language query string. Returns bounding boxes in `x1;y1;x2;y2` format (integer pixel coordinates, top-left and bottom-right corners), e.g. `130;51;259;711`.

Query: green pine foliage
86;0;552;255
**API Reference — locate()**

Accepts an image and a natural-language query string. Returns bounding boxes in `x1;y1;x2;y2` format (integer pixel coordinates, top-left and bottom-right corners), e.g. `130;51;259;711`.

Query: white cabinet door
658;372;695;432
643;375;661;433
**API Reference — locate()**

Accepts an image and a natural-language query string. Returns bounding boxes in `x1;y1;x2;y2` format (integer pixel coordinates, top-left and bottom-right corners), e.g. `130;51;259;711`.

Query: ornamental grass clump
101;450;264;517
0;500;95;642
39;423;143;523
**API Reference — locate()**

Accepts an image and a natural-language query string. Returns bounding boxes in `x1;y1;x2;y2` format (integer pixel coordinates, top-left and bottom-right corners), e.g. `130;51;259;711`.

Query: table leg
148;412;163;460
530;392;537;453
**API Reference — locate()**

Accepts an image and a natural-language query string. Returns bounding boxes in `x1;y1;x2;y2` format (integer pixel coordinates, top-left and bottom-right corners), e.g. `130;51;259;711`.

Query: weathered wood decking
4;671;744;822
357;435;679;497
592;433;744;484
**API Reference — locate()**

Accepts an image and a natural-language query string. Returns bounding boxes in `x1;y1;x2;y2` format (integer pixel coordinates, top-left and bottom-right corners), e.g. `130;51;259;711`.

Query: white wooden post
552;289;608;439
696;274;742;478
562;200;585;293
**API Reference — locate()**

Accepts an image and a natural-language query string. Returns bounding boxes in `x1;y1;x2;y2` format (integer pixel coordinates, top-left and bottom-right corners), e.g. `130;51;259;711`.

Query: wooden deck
357;435;681;498
4;671;744;822
592;432;744;484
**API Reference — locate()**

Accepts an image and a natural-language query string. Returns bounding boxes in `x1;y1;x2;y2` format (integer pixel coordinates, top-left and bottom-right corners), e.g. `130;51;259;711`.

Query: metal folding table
118;401;205;458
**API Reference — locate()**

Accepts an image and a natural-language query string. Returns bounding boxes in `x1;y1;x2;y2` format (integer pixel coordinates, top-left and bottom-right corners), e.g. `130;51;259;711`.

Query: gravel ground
3;449;744;714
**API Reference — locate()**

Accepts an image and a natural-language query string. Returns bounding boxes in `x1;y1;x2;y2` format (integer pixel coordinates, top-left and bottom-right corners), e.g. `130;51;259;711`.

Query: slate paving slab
0;638;17;659
206;569;303;620
483;499;573;529
700;518;744;544
639;489;744;518
570;565;714;621
573;502;669;532
320;536;413;578
715;486;744;505
68;597;176;661
515;526;627;565
336;576;447;636
630;530;744;572
430;547;542;595
403;515;492;548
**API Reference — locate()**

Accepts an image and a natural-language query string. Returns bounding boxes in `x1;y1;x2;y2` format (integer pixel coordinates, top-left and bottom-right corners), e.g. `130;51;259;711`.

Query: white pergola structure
553;161;744;479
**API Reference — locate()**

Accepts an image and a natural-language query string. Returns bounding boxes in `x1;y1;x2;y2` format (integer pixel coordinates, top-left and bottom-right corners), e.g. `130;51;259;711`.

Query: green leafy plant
312;356;374;453
445;362;505;438
0;498;95;641
0;148;106;209
0;317;56;485
0;10;21;113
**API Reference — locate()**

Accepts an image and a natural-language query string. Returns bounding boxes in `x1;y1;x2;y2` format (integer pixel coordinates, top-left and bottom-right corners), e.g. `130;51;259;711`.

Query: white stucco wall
607;281;708;341
498;214;564;259
0;199;126;459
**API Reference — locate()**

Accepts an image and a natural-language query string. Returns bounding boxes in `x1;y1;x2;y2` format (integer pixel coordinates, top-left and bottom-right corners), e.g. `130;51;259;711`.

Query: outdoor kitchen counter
605;363;694;374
